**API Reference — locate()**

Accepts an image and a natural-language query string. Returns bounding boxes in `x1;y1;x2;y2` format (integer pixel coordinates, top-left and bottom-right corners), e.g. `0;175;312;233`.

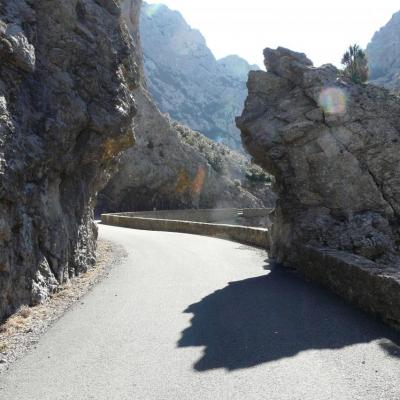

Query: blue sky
147;0;399;67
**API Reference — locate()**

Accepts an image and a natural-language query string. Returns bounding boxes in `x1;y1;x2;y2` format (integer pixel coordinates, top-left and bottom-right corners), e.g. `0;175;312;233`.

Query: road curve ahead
1;224;400;400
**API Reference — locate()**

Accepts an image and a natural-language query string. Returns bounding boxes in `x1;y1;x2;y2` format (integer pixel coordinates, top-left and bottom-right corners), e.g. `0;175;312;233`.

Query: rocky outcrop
0;0;138;321
140;2;258;150
97;1;274;214
367;10;400;92
237;47;400;326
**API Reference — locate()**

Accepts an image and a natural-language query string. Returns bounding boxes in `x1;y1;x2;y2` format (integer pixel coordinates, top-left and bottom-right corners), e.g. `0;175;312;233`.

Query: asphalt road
1;224;400;400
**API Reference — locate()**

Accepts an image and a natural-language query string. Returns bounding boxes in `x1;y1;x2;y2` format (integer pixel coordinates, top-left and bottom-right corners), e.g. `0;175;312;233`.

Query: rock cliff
0;0;138;321
140;2;258;150
238;47;400;266
97;0;274;214
237;48;400;324
367;10;400;92
98;103;274;213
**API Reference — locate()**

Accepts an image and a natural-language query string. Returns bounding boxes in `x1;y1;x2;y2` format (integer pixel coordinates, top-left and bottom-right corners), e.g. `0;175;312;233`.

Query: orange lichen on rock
102;135;135;161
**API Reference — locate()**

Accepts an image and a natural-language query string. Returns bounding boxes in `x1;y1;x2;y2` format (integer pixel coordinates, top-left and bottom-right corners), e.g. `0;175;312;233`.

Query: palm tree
341;44;369;84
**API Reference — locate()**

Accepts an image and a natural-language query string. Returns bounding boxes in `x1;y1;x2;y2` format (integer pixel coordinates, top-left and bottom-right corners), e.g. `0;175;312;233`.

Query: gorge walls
97;0;274;214
0;0;138;321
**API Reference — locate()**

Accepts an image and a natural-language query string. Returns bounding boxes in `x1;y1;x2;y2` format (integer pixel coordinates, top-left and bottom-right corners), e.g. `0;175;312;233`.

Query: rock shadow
178;262;400;371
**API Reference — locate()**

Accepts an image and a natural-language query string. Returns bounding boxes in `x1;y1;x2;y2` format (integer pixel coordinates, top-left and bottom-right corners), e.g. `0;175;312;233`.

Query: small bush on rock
341;44;369;84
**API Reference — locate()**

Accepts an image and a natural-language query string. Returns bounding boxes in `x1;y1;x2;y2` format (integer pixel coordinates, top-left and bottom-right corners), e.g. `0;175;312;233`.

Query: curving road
1;224;400;399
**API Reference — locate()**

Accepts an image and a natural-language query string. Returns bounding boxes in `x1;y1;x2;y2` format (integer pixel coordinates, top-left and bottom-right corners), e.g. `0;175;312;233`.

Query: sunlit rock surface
97;0;274;213
367;10;400;92
237;47;400;325
0;0;138;321
140;2;258;150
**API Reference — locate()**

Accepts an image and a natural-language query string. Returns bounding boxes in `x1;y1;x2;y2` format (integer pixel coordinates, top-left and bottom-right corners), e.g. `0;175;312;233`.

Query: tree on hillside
341;44;369;84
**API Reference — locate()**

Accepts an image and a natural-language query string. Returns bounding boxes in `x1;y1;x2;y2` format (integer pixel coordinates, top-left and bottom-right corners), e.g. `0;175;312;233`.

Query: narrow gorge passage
1;225;400;400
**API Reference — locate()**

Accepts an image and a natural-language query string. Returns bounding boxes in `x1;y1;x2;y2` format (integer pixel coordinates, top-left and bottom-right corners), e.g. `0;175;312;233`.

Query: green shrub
341;44;368;84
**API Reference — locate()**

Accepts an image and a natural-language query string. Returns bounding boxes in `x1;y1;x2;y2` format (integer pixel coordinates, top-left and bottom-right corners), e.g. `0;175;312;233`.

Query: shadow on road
178;262;400;371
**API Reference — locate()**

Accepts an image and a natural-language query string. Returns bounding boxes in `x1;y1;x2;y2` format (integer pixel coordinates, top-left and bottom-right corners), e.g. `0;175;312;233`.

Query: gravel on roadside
0;239;126;374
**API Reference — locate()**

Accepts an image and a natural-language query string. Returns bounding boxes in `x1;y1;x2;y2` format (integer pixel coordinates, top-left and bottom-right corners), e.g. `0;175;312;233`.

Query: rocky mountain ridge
140;2;258;149
367;10;400;91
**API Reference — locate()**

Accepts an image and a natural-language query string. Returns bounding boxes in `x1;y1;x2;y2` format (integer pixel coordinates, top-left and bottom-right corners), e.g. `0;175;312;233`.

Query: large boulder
0;0;138;321
237;47;400;326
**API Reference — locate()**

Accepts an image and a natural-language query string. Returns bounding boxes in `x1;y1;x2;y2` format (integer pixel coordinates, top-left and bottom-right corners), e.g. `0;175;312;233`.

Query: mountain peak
367;10;400;90
140;2;254;150
218;55;260;79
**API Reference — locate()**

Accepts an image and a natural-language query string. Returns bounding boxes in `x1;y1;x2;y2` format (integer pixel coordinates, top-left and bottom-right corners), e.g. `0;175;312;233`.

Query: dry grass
0;306;33;335
0;240;115;361
19;305;32;319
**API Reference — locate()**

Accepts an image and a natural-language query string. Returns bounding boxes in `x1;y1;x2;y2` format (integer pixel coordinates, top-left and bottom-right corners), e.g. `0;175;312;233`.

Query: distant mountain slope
97;0;274;214
367;11;400;91
140;2;258;150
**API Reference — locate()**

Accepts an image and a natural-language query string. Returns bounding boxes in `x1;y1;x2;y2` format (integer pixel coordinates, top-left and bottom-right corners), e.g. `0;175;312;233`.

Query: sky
147;0;399;68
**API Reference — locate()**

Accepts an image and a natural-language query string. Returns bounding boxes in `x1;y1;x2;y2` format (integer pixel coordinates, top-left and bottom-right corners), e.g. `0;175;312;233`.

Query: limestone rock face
237;47;400;268
98;105;273;212
97;95;274;212
97;1;274;213
140;2;258;150
0;0;138;321
367;11;400;92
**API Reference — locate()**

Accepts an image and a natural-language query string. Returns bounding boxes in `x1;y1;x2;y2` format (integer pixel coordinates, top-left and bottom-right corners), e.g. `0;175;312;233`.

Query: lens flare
175;169;191;194
318;87;347;115
192;167;206;195
175;167;206;196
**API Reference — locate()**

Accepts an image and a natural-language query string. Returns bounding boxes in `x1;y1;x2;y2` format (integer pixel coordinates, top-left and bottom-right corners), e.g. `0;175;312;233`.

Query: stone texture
97;0;275;214
0;0;138;321
140;2;258;150
367;10;400;92
237;47;400;326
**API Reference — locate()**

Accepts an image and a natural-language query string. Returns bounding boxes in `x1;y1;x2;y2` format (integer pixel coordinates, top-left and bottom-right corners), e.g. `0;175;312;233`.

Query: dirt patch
0;239;125;373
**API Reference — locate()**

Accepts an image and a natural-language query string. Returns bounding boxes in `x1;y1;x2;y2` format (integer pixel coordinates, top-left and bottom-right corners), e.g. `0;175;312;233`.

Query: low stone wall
297;246;400;330
116;208;239;223
101;213;269;248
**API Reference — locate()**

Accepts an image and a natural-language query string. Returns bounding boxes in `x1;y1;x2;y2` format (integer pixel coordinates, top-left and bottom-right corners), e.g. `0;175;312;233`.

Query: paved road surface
1;224;400;399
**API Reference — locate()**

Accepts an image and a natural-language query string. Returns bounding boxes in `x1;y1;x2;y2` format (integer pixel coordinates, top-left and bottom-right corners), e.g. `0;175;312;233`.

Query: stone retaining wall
115;208;239;223
297;246;400;330
101;213;269;248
